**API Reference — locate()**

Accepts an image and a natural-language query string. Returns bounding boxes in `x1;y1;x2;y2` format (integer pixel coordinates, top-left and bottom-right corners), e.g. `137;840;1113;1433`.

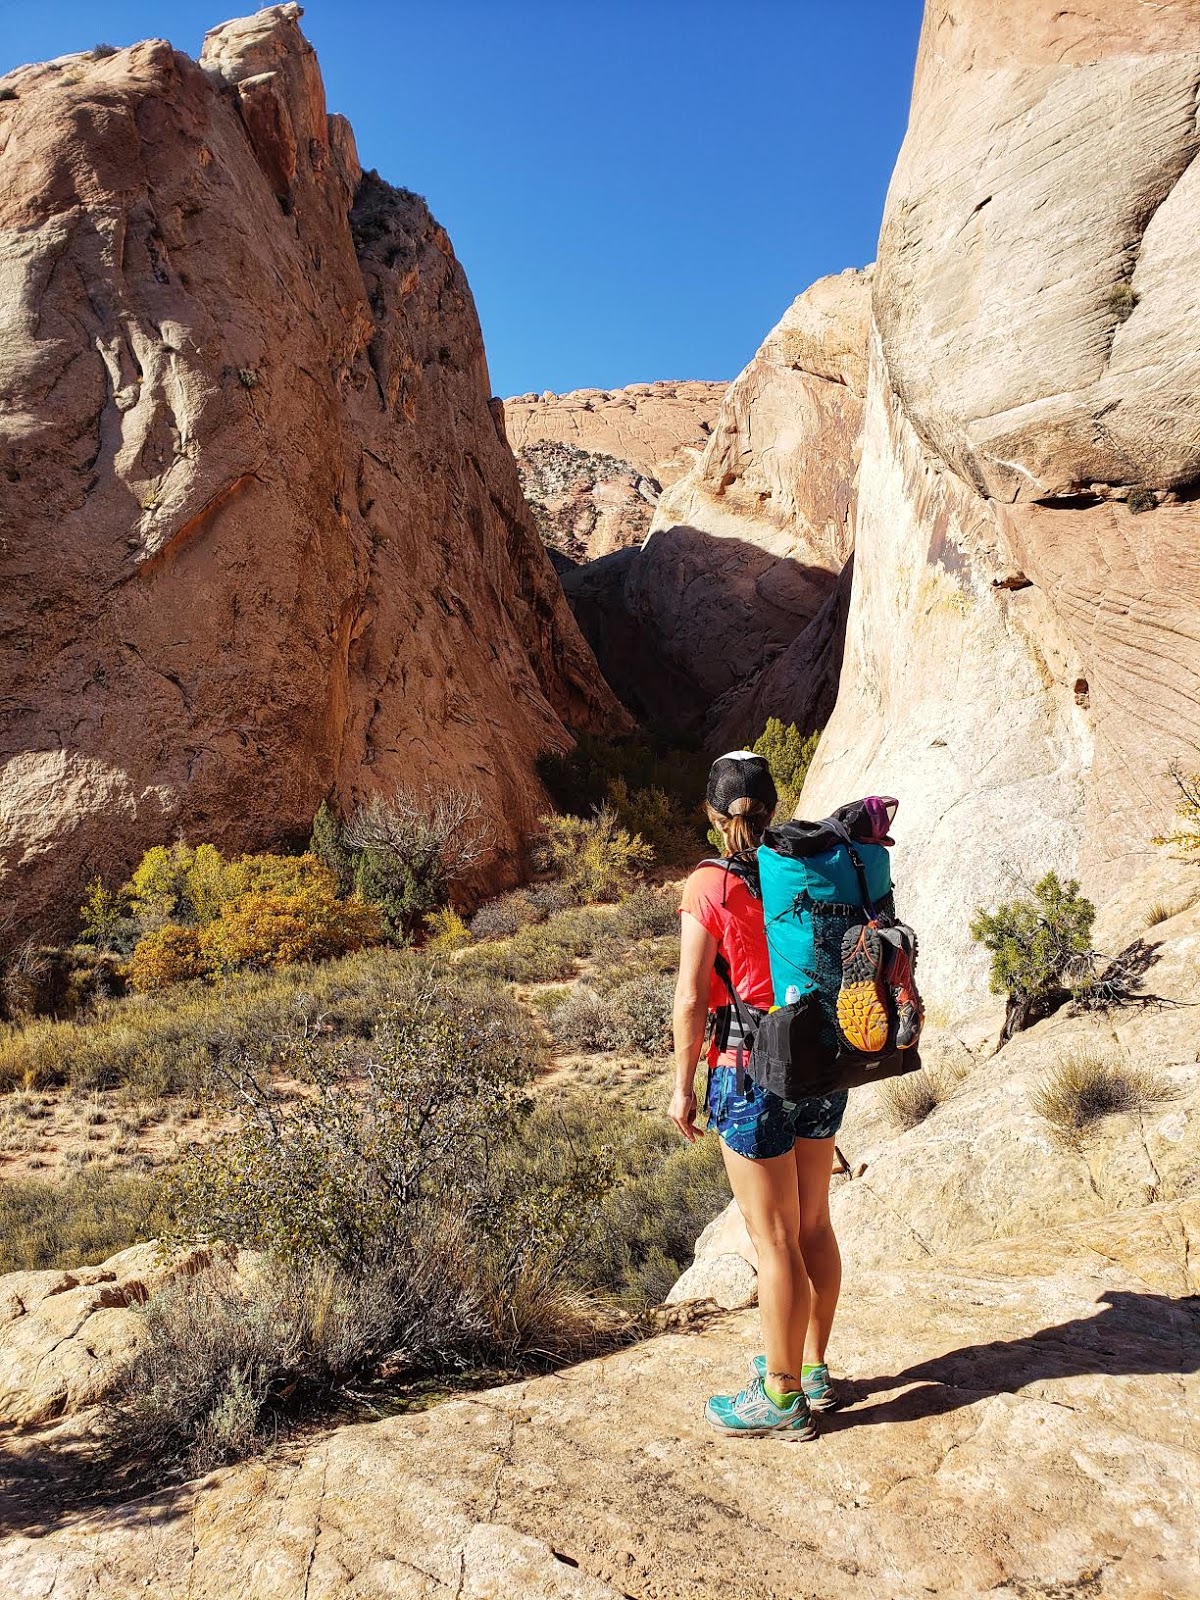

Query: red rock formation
0;6;623;939
500;383;726;565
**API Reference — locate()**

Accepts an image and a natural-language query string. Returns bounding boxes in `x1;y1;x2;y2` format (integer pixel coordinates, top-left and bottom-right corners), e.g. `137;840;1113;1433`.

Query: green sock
763;1379;802;1408
802;1363;826;1381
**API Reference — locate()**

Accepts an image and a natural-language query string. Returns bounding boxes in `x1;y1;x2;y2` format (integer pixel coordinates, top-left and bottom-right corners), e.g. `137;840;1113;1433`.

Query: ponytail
706;795;773;856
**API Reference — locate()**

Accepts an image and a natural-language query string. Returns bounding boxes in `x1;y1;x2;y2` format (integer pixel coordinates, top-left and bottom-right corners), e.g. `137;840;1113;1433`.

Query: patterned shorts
707;1065;847;1160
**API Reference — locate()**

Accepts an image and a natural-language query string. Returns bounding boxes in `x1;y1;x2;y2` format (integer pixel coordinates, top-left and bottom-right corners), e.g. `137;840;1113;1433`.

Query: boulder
0;1243;215;1425
0;8;623;942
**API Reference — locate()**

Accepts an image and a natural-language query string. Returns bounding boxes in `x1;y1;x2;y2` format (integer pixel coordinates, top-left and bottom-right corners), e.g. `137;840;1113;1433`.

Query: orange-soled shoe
884;930;924;1050
837;923;891;1054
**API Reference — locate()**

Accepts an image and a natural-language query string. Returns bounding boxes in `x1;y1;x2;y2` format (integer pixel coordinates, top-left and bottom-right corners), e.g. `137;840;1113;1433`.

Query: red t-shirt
679;862;774;1067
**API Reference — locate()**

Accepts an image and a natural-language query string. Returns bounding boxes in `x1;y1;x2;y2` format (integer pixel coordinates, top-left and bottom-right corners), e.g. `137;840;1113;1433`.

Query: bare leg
794;1134;842;1365
719;1141;807;1392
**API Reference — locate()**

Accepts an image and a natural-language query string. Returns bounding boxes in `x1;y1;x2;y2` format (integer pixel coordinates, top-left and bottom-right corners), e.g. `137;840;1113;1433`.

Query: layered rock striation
0;6;622;941
802;0;1200;1012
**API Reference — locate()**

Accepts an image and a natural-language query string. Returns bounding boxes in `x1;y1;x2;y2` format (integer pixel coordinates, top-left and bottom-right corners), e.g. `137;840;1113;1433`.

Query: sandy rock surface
1;1202;1196;1599
501;382;726;487
0;7;621;941
0;1243;216;1426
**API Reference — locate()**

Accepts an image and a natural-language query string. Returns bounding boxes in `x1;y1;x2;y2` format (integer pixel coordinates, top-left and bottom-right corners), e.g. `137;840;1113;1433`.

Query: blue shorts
707;1064;847;1160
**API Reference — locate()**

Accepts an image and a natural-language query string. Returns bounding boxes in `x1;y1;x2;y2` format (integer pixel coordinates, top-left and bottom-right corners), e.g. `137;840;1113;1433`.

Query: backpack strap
697;853;761;905
712;951;764;1095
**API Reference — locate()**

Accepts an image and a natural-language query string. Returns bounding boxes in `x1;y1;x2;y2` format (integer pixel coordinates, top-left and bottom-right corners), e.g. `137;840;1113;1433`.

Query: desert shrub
877;1070;939;1130
469;891;541;941
0;946;420;1095
606;973;675;1055
535;807;652;902
514;1100;729;1309
970;872;1096;1039
218;852;334;906
546;985;621;1052
200;887;382;974
1031;1051;1175;1137
119;970;624;1475
125;842;222;926
0;1169;167;1274
1127;485;1156;514
539;733;708;816
460;906;610;984
424;906;471;952
166;964;551;1270
0;87;18;102
1108;281;1138;322
612;886;679;941
525;882;574;920
605;777;703;865
752;717;820;819
128;925;208;993
1153;764;1200;855
343;788;492;939
0;942;127;1022
78;879;140;955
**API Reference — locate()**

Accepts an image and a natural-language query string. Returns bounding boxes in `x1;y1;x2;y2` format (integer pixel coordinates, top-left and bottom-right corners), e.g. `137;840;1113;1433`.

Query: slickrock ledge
1;1202;1196;1599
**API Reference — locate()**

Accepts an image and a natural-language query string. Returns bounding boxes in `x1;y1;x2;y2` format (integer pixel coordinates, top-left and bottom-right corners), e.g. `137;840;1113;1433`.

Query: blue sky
1;1;924;395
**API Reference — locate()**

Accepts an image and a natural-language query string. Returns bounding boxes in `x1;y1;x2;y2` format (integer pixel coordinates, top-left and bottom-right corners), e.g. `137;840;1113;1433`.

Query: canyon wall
0;5;622;940
567;271;870;733
803;0;1200;1014
500;382;725;564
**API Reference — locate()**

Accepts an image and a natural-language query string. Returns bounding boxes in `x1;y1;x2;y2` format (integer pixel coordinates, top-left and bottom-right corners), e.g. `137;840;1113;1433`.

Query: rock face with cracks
799;0;1200;1016
502;382;726;569
0;6;622;943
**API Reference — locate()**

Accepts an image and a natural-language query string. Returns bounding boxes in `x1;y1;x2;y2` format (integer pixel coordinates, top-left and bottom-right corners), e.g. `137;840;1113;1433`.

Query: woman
671;751;845;1437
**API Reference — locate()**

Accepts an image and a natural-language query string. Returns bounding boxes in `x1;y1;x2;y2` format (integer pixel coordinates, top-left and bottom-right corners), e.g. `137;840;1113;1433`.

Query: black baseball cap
706;750;777;815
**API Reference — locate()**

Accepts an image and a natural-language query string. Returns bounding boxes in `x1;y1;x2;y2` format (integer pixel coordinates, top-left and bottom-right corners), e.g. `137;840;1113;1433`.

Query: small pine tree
310;799;356;896
969;871;1096;1040
751;718;820;818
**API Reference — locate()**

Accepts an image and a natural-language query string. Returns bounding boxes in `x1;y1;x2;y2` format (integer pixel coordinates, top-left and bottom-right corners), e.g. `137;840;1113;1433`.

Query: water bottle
785;984;802;1006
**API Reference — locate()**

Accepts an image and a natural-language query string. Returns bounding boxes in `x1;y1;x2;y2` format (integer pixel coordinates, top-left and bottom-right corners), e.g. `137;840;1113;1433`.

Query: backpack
706;801;924;1101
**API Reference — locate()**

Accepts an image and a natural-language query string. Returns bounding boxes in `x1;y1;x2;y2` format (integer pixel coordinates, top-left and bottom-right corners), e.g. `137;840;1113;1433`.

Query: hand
669;1084;700;1142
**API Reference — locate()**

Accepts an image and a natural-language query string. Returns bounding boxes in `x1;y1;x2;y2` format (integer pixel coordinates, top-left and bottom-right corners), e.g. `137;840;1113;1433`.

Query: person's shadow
821;1289;1200;1430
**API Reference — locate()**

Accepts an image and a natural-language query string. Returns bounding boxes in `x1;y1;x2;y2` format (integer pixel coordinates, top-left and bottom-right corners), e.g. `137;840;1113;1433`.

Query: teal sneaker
749;1356;841;1412
705;1375;817;1438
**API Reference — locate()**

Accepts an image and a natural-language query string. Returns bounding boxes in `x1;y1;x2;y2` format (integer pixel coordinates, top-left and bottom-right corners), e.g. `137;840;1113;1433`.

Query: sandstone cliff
801;0;1200;1014
0;6;622;941
500;382;725;565
564;272;871;732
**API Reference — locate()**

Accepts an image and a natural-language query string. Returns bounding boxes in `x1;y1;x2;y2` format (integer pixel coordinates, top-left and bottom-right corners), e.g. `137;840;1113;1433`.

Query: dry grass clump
1031;1050;1175;1137
877;1069;940;1131
458;906;610;983
546;973;674;1058
0;1168;167;1274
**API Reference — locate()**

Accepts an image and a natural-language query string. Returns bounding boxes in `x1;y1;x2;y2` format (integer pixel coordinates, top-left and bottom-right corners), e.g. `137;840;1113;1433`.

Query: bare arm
670;911;718;1141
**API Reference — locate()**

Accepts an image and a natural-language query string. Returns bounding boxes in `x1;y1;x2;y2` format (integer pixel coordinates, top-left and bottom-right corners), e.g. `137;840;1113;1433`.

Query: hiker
671;751;844;1439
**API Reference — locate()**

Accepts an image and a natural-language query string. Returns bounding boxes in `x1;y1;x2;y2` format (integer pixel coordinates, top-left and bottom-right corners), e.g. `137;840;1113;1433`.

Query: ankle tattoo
767;1370;798;1390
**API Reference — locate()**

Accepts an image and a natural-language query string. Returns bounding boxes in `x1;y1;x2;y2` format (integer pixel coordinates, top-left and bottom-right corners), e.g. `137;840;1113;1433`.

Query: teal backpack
711;799;924;1101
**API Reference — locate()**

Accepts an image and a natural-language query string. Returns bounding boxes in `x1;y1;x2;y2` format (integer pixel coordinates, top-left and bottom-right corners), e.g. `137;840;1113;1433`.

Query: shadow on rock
827;1289;1200;1431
